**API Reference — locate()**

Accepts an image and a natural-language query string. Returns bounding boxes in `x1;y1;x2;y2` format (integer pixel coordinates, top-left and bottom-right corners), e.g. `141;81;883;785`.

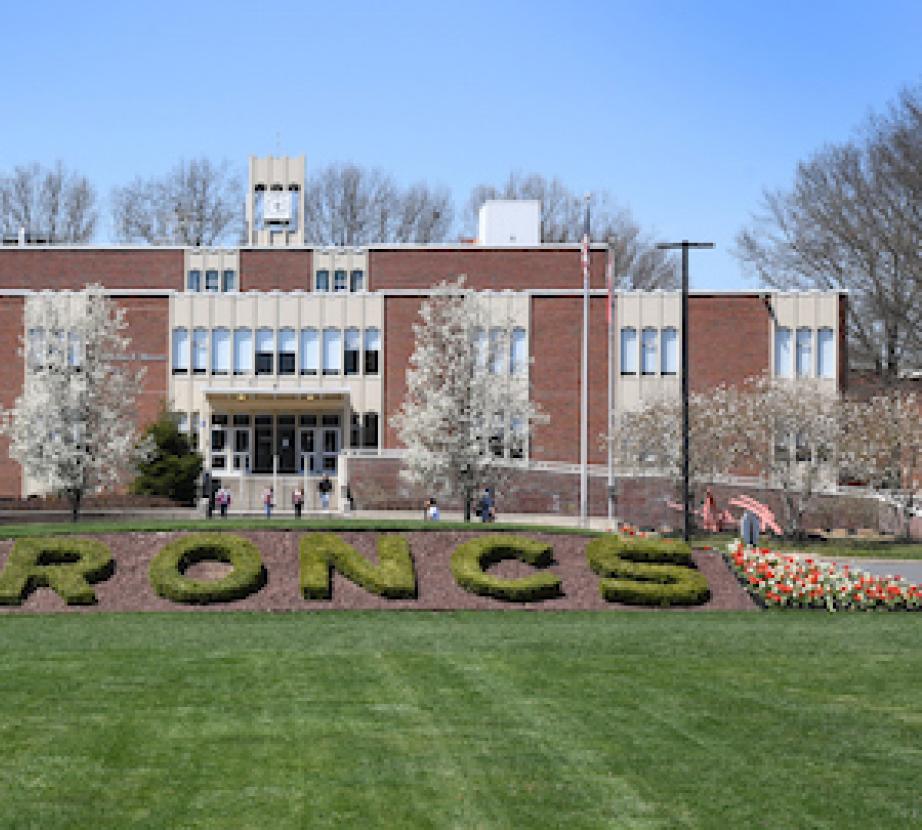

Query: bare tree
305;163;454;245
111;158;243;245
736;85;922;383
0;162;97;242
467;172;677;288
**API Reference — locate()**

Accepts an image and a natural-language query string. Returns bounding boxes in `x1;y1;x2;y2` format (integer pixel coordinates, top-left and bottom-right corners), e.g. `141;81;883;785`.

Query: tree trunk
70;488;82;523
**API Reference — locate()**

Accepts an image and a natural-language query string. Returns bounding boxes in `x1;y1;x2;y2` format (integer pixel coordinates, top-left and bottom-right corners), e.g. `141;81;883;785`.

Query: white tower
246;156;306;246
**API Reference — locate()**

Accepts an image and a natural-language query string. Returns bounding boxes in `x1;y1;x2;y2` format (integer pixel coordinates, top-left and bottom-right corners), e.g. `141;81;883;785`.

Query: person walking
292;486;304;519
263;486;274;519
218;486;230;518
318;473;332;511
478;486;494;523
427;498;440;521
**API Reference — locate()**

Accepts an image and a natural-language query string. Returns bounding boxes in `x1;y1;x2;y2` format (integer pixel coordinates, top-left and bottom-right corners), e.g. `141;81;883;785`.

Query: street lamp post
655;240;714;542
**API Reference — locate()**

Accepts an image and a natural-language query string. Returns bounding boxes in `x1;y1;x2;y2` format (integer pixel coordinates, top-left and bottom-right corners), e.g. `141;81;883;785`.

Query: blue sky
2;0;921;289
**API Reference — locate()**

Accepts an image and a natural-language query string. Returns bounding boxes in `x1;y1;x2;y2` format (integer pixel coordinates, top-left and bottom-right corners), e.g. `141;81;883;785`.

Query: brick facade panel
0;249;182;290
369;249;607;291
0;297;24;496
239;250;312;291
117;297;170;429
688;296;770;391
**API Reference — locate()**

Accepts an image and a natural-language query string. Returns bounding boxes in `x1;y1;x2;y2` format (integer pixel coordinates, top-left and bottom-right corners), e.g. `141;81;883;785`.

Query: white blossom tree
0;286;152;521
840;390;922;538
608;376;843;537
392;279;547;520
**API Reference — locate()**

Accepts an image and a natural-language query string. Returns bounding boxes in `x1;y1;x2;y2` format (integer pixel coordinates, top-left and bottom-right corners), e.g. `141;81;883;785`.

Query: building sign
263;191;291;222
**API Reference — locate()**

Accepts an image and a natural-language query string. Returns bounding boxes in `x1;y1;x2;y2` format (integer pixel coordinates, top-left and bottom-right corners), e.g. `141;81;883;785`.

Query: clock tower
246;155;306;247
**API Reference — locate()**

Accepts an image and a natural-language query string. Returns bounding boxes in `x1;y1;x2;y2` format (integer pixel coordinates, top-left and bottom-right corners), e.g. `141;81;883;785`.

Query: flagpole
606;238;615;529
580;194;590;527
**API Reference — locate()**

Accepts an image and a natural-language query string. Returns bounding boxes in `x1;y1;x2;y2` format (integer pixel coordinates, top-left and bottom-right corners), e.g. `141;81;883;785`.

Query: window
211;328;230;375
641;328;657;375
350;269;364;292
172;328;189;374
27;328;45;370
300;328;318;375
315;270;330;292
472;327;487;371
795;431;811;463
363;412;379;449
255;328;274;375
350;413;362;447
510;328;527;375
344;328;360;375
192;328;208;374
67;332;81;368
510;415;525;459
796;327;812;377
620;327;637;374
322;413;341;427
187;270;201;292
278;328;296;375
774;326;792;377
323;328;341;374
489;328;505;375
661;327;677;375
334;269;348;292
222;269;236;292
817;328;835;379
489;412;505;458
205;270;219;292
233;328;252;374
364;327;380;374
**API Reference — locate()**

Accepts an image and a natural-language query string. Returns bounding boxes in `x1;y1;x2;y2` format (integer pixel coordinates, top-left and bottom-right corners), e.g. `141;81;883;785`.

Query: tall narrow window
364;327;380;374
233;328;252;375
796;327;812;377
172;328;189;374
205;270;220;292
641;328;657;375
472;327;487;370
192;328;208;374
344;328;361;375
334;269;348;292
222;269;236;292
350;269;364;292
774;326;792;377
363;412;379;449
278;328;296;375
300;328;318;375
315;270;330;292
489;328;505;375
620;327;637;374
510;328;527;375
187;270;201;292
67;332;81;368
817;328;835;379
255;328;274;375
211;328;230;375
510;415;525;459
323;328;341;375
28;327;45;371
661;327;677;375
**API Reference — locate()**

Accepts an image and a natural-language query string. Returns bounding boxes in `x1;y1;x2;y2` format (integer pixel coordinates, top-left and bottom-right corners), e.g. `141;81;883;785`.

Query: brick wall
688;295;770;391
0;249;182;290
239;250;312;290
117;296;170;429
368;248;607;291
0;297;24;496
382;295;424;449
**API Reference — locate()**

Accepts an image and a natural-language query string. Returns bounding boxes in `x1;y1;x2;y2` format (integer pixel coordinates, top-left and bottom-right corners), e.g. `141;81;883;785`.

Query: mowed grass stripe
0;612;921;829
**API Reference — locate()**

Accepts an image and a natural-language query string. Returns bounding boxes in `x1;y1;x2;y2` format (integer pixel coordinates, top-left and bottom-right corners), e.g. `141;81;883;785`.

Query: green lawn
0;612;919;828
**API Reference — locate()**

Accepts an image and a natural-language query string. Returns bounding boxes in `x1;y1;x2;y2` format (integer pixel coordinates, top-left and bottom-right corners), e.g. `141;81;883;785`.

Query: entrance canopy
204;386;351;407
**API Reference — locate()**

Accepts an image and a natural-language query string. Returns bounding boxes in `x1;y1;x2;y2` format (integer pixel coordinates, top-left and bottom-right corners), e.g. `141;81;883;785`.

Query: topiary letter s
0;537;114;605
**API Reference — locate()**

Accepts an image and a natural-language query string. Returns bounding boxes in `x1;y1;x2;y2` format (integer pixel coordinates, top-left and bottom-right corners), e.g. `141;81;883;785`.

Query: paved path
814;557;922;584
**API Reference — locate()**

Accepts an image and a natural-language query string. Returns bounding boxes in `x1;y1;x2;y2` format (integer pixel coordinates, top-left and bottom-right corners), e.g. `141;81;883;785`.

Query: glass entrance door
254;415;273;473
277;416;296;473
299;428;318;474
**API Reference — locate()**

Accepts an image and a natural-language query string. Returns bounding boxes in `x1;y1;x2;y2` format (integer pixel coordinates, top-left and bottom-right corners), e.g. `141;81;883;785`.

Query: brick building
0;156;847;515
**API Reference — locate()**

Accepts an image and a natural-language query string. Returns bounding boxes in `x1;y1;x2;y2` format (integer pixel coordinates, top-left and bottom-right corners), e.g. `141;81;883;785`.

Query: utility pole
579;194;591;527
655;240;714;542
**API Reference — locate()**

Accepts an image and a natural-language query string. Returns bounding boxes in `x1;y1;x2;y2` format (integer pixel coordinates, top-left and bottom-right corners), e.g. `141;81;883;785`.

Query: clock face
264;192;291;221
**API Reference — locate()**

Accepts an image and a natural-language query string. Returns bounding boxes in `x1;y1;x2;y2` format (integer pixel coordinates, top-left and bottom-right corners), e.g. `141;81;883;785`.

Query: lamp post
655;240;714;542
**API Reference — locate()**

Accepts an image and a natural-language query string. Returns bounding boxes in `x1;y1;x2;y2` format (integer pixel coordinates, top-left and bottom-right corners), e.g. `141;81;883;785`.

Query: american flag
581;202;591;293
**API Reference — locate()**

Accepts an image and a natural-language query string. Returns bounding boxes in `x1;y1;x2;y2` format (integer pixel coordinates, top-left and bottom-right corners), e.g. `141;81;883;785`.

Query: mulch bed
0;531;756;614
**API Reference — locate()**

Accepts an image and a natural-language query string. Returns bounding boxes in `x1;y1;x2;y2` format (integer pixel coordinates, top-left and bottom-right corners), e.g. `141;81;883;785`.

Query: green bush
586;535;710;606
450;535;562;602
300;533;416;599
0;537;114;605
131;413;203;505
149;533;265;604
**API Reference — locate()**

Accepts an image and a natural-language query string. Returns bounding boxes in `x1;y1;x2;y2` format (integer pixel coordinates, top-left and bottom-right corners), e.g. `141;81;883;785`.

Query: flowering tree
392;279;547;520
609;376;842;537
840;391;922;538
0;286;151;521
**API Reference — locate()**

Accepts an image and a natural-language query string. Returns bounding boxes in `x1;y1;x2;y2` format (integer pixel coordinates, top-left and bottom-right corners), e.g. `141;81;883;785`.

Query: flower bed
724;541;922;612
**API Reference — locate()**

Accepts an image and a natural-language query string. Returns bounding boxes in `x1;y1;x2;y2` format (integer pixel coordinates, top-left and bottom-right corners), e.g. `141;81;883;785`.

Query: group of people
260;473;334;518
422;487;497;522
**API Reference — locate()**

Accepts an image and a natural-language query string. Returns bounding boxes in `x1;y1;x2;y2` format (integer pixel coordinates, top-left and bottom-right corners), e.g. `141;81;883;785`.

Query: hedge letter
450;535;562;601
586;536;710;606
0;537;114;605
300;533;416;599
149;533;266;604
